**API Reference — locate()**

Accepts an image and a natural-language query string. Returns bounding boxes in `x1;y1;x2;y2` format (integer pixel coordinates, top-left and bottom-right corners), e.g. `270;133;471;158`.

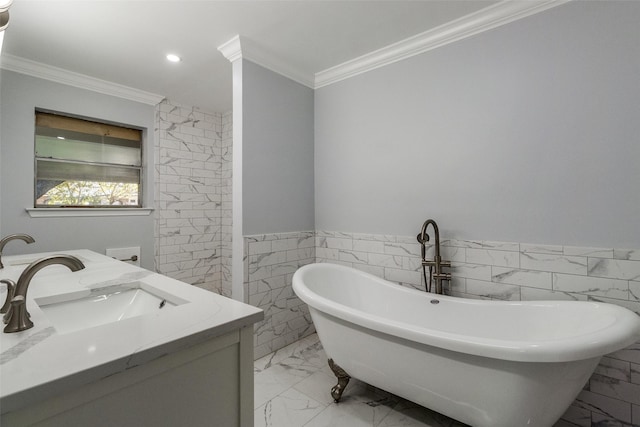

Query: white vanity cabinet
0;250;263;427
3;328;255;426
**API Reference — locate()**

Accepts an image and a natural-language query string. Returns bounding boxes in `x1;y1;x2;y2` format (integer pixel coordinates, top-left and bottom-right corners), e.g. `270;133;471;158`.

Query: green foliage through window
36;181;139;206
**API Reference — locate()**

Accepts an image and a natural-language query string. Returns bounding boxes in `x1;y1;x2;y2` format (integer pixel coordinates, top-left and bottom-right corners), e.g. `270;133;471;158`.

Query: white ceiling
3;0;500;113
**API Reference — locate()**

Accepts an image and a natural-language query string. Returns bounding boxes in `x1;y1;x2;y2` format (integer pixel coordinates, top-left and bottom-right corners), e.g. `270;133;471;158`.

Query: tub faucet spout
4;255;85;333
417;219;451;294
0;234;35;269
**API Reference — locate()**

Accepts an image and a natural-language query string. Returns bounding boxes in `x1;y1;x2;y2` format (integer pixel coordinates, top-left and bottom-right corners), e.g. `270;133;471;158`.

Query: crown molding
2;0;570;102
315;0;571;88
217;35;243;63
0;54;165;106
218;35;314;88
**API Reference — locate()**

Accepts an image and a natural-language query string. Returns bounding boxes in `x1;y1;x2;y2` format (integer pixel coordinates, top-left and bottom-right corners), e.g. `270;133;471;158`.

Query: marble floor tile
254;334;571;427
255;334;324;372
292;370;341;406
254;333;469;427
255;388;326;427
376;401;465;427
302;387;398;427
254;364;311;408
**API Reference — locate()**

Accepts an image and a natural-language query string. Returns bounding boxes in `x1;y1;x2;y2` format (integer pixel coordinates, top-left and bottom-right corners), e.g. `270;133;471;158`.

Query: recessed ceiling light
166;54;181;63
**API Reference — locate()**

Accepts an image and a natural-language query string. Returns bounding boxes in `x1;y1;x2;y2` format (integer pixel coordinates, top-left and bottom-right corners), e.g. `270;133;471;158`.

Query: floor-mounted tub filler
292;263;640;427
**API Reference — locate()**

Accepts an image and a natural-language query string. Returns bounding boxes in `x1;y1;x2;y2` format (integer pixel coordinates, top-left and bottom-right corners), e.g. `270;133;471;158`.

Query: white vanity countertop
0;249;263;413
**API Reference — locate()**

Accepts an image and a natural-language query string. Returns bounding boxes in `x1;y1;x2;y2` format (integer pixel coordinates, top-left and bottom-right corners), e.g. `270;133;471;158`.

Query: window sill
26;208;154;218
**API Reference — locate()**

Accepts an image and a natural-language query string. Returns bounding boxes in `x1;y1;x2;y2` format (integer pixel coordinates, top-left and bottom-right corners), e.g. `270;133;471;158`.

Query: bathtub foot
328;358;351;402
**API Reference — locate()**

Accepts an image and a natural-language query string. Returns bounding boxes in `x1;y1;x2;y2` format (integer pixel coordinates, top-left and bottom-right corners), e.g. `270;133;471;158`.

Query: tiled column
244;231;316;359
154;100;225;294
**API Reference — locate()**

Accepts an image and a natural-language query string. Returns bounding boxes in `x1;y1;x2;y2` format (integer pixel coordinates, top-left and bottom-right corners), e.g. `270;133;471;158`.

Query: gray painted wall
0;70;156;270
315;1;640;248
242;60;314;235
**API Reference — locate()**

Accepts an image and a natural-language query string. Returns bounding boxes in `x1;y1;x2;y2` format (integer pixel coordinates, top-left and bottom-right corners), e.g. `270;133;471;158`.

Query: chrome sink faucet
417;219;451;294
3;255;85;333
0;233;35;269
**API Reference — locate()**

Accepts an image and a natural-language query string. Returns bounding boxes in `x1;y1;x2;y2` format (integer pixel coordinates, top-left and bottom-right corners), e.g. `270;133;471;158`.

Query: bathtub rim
292;262;640;363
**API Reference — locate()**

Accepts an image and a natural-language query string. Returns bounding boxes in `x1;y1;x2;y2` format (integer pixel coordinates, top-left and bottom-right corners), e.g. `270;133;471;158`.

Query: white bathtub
292;263;640;427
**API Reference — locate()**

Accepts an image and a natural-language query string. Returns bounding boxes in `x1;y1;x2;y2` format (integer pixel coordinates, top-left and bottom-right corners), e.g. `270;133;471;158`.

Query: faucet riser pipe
3;255;85;333
417;219;451;295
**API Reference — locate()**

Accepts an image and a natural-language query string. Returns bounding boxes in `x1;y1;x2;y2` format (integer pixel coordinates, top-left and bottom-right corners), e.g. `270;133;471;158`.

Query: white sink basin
36;282;188;334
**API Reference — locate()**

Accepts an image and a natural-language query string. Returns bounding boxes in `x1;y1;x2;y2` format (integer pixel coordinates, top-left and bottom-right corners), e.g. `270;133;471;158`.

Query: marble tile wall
244;231;316;359
154;99;231;294
315;230;640;426
152;103;638;423
220;111;233;298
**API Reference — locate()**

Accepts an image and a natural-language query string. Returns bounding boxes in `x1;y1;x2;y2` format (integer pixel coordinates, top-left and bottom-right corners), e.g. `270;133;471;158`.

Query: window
34;112;143;208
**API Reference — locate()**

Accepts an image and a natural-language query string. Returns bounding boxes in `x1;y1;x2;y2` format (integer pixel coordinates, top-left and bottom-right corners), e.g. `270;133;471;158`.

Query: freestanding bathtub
292;263;640;427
